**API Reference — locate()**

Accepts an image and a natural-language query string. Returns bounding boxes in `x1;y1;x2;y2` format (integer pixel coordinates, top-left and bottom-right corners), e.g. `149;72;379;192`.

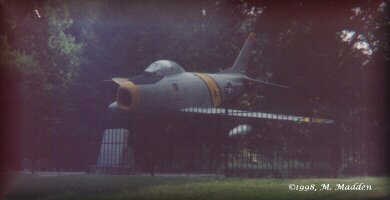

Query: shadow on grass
5;174;218;200
5;175;390;200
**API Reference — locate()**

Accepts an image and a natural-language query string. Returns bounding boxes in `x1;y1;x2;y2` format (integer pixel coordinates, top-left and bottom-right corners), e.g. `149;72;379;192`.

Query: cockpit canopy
144;60;185;76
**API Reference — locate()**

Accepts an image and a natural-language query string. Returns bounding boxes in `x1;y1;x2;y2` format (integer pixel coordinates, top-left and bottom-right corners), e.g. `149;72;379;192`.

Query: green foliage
0;35;14;69
12;51;41;76
1;0;85;146
2;1;84;91
1;35;45;101
46;3;84;90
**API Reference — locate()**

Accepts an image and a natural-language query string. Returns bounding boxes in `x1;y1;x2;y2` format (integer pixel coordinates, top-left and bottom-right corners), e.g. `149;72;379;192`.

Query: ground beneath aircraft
5;174;389;200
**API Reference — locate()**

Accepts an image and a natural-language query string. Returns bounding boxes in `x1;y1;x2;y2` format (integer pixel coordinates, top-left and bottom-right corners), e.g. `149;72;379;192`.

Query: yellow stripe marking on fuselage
193;73;222;107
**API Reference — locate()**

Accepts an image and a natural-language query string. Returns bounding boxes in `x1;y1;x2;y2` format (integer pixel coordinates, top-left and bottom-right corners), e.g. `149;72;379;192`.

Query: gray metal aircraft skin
113;70;247;113
108;33;333;126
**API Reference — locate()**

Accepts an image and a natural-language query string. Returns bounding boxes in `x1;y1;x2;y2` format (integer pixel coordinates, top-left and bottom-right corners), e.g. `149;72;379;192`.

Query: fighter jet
108;33;333;135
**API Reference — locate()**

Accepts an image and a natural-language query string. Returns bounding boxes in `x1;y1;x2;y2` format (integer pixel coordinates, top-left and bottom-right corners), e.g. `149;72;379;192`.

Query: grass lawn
4;174;390;200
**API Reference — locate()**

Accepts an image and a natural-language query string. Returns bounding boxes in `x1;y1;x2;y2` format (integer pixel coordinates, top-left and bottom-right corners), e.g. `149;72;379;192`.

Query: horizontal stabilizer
244;76;289;89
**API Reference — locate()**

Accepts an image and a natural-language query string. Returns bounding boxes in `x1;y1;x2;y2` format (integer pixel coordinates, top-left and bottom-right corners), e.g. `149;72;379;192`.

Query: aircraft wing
180;107;334;124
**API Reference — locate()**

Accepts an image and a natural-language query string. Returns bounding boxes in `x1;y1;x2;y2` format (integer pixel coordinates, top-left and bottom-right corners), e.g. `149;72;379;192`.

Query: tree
1;0;84;167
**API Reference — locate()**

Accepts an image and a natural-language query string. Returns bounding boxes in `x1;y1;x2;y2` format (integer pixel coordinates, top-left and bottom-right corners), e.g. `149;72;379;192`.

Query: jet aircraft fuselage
109;60;247;114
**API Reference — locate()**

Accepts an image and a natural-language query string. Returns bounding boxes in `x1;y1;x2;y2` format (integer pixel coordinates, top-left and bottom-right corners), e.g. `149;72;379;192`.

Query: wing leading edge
180;107;334;124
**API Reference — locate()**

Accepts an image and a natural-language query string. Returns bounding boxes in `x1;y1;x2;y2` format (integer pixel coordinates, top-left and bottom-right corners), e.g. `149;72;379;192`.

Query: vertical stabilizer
222;32;256;74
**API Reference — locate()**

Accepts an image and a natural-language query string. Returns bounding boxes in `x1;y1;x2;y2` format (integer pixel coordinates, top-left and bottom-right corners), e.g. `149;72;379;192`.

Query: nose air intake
109;78;140;112
117;87;132;107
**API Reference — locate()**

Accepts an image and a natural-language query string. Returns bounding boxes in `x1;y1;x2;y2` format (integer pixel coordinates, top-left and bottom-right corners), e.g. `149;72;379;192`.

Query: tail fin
221;32;289;89
222;32;256;74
